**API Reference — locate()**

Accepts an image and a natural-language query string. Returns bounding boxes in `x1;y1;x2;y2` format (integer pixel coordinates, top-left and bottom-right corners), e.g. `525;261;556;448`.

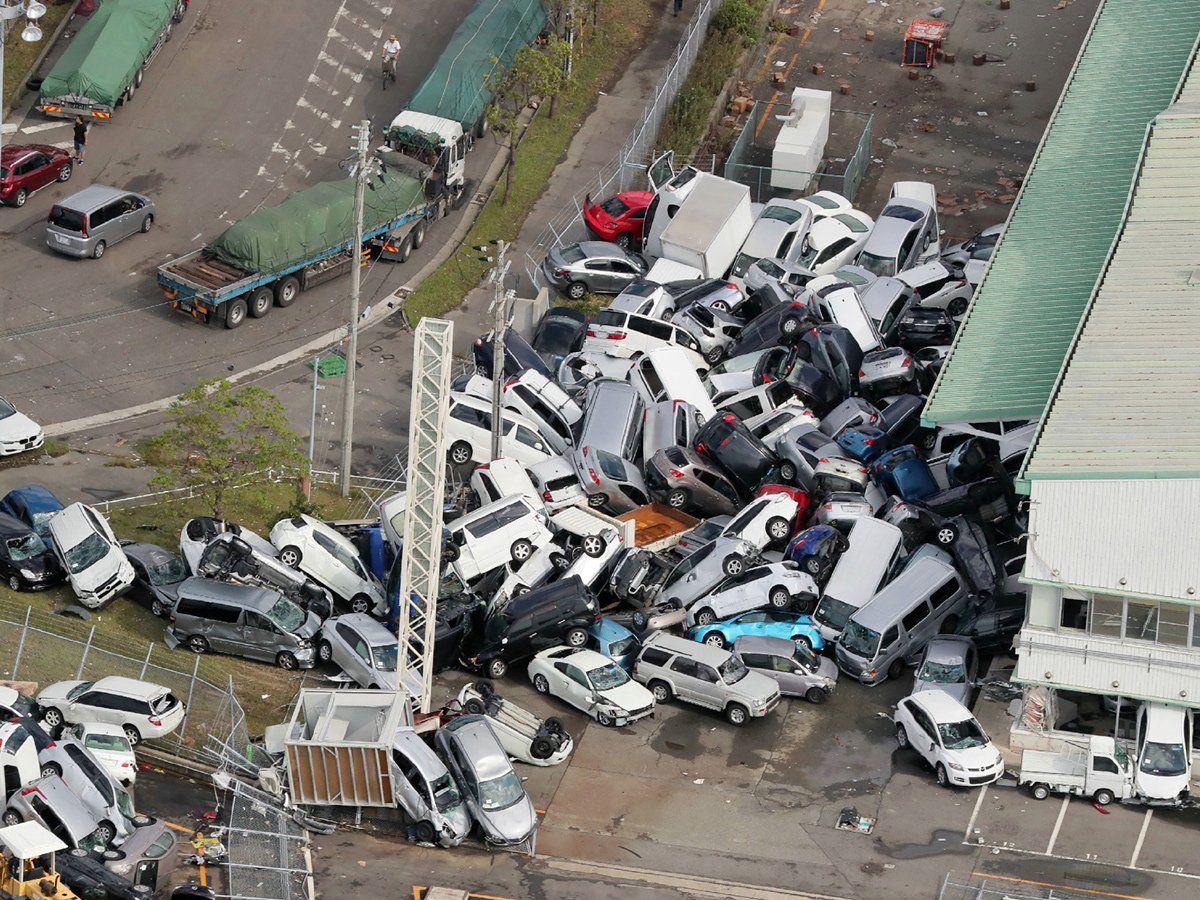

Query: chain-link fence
938;872;1103;900
0;597;249;767
523;0;721;285
223;780;314;900
723;104;873;203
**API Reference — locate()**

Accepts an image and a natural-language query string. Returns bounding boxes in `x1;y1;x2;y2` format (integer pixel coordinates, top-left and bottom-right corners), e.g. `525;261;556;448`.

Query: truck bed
617;504;699;550
160;250;253;291
1019;748;1087;784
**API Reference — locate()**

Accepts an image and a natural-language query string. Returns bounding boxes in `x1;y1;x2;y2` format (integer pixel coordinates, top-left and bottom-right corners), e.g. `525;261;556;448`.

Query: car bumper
45;234;92;257
541;262;570;289
0;432;44;456
946;762;1003;787
610;705;655;727
749;693;781;718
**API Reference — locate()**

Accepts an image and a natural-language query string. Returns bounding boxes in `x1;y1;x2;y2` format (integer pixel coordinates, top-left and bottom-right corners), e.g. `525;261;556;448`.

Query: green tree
519;36;575;119
486;59;528;204
144;379;305;518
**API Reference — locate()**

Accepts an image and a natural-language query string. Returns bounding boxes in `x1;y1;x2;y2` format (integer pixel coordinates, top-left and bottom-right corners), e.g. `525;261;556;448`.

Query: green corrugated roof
922;0;1200;426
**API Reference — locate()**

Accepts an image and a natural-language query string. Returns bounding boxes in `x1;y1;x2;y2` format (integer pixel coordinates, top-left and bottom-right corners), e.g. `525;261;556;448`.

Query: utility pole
484;240;512;461
339;119;373;496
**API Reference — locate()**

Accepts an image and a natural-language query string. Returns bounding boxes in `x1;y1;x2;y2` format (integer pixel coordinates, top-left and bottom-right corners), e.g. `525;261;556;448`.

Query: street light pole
339;119;373;496
0;1;47;162
486;240;511;461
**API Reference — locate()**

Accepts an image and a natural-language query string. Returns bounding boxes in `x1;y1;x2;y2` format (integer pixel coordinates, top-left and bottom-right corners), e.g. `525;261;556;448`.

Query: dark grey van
46;185;155;260
166;577;319;669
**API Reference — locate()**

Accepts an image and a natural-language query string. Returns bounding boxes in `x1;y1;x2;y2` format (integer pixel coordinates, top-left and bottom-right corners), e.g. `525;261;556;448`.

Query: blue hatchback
588;617;643;671
835;426;890;463
871;445;938;501
784;524;849;581
0;484;65;549
688;609;825;653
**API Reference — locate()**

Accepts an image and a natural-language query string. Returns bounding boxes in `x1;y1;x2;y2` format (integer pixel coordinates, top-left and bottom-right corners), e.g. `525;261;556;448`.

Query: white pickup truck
1018;735;1132;806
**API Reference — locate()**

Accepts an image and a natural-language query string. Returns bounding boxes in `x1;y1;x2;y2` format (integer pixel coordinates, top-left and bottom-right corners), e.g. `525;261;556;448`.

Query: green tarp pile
205;173;426;275
40;0;176;107
407;0;547;130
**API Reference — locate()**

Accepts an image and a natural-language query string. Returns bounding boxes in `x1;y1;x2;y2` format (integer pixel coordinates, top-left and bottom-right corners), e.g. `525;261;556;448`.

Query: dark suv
460;576;600;679
695;414;775;498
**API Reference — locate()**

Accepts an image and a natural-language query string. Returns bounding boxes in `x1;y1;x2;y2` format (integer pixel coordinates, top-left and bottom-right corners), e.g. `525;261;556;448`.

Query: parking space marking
1045;794;1071;855
969;871;1151;900
1129;809;1153;869
963;785;988;841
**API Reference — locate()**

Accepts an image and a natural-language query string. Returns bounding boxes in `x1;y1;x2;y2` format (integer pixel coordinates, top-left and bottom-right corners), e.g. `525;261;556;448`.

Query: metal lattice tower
395;317;454;713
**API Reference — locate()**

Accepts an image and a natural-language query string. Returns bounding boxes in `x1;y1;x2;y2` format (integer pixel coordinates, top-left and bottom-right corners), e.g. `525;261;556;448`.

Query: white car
270;514;385;615
64;723;138;786
528;457;586;512
684;562;819;628
37;676;185;745
897;260;974;318
894;690;1004;788
796;190;853;220
48;503;134;609
728;199;814;289
445;392;554;468
0;397;44;456
745;402;818;451
788;210;874;278
36;736;137;844
492;542;560;609
179;516;276;574
528;646;655;727
718;495;798;550
580;308;707;370
555;525;624;592
1133;702;1193;802
502;370;583;454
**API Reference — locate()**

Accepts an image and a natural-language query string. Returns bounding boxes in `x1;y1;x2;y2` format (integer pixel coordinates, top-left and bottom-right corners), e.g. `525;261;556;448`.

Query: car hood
0;411;40;442
945;743;1001;770
727;670;781;703
478;794;537;843
815;656;839;683
70;548;126;591
913;681;970;706
297;613;322;640
1135;769;1188;801
600;679;653;712
39;680;84;705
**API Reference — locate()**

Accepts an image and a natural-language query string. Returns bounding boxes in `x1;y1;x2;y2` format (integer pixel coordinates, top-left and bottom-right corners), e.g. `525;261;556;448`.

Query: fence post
228;674;239;757
76;626;95;679
11;607;31;679
178;653;200;743
139;643;154;679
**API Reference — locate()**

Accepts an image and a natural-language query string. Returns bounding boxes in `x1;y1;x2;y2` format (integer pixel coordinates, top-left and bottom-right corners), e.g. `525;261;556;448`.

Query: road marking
1;123;17;135
329;28;374;61
20;121;67;134
1129;809;1153;868
318;50;365;83
1045;794;1070;855
307;71;342;96
341;9;384;38
969;871;1151;900
963;784;988;841
50;141;73;150
540;856;847;899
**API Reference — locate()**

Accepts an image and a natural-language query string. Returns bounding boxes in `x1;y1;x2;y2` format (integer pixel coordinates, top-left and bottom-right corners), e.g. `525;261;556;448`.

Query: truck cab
386;110;467;196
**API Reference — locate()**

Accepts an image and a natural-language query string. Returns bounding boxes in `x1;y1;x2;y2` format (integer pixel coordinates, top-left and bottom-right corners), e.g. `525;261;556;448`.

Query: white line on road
306;71;341;96
328;29;374;61
1;124;17;135
50;141;73;150
963;785;988;842
317;50;364;83
20;121;68;134
340;10;384;38
1130;809;1153;868
1045;795;1071;856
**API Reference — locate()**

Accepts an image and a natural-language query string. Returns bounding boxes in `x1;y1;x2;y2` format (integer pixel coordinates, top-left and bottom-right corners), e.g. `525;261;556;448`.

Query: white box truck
657;174;754;279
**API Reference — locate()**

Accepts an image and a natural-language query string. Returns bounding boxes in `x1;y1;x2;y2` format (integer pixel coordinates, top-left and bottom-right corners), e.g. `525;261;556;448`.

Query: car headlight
19;568;37;579
947;762;964;771
297;639;312;650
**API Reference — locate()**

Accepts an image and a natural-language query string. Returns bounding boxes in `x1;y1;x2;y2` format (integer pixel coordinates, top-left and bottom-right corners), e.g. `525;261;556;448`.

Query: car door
668;657;700;703
126;558;151;606
24;153;53;191
391;748;433;822
768;652;804;694
723;570;770;617
584;259;615;291
691;661;723;709
732;610;768;637
311;531;353;598
240;610;280;663
201;601;244;654
910;705;940;767
336;621;374;686
113;195;144;241
71;690;119;728
553;661;592;712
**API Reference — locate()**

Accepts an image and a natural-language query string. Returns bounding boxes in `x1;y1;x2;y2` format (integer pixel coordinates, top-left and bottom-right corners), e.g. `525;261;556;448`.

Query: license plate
55;234;70;245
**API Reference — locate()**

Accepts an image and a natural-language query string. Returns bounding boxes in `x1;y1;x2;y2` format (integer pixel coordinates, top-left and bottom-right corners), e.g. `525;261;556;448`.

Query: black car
59;844;153;899
875;393;923;444
0;511;61;591
798;323;862;398
725;290;814;357
672;279;763;321
473;327;554;380
531;306;588;368
122;542;189;617
895;307;957;349
460;576;599;679
955;592;1026;654
694;413;776;497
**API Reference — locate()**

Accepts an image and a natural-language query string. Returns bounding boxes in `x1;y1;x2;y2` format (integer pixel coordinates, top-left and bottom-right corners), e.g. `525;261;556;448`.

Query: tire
317;641;333;663
666;488;688;509
413;820;437;844
486;658;507;679
7;575;22;591
531;735;555;757
948;297;969;317
134;67;144;88
123;725;141;746
710;300;729;313
1031;783;1050;801
350;594;371;615
41;708;62;729
722;554;744;577
140;214;154;233
726;703;749;726
41;762;62;778
550;552;569;570
510;539;534;563
92;240;106;260
224;297;247;329
940;615;959;634
512;586;530;598
393;234;412;262
805;687;828;704
1094;788;1114;806
151;598;167;617
768;586;791;609
896;725;910;748
544;715;565;735
703;632;726;649
887;658;905;680
780;314;803;336
449;441;472;466
587;492;607;509
779;462;797;483
533;674;550;694
694;608;716;627
793;635;813;653
766;517;792;542
936;764;949;787
567;281;587;301
275;276;300;307
278;546;302;568
187;635;209;654
705;345;725;366
58;162;73;182
649;680;672;703
582;534;606;557
412;222;427;249
277;651;299;671
1;811;21;827
935;523;959;546
248;286;273;318
95;820;117;845
12;188;27;208
614;232;632;250
565;627;588;648
463;697;486;715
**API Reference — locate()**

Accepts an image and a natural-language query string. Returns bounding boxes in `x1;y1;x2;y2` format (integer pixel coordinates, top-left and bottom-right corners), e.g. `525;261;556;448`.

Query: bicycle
382;54;397;90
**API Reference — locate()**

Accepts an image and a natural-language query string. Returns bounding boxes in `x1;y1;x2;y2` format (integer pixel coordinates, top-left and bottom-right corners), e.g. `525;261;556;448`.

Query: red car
755;483;812;534
583;190;653;249
0;144;73;208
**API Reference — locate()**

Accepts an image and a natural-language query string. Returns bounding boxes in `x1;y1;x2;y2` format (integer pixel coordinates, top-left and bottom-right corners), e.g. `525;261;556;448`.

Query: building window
1065;593;1199;649
1160;602;1190;647
1060;595;1089;631
1124;600;1159;642
1090;597;1124;638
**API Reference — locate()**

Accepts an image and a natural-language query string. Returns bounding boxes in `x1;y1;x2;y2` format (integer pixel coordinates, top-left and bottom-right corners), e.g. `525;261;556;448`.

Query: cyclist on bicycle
382;35;401;72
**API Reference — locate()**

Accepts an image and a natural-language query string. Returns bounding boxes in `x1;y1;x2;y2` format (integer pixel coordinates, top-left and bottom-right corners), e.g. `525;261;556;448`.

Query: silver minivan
390;726;472;847
572;378;649;512
835;549;968;685
46;185;155;260
813;517;905;641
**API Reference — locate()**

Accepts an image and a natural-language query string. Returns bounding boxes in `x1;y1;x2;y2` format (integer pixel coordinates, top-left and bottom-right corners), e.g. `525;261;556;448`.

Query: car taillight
149;716;162;726
858;369;866;377
543;491;553;501
669;469;684;478
823;503;832;510
587;467;601;485
859;467;868;474
45;741;55;749
606;331;626;340
120;761;133;768
864;438;875;445
80;217;88;237
818;457;828;463
901;356;912;368
504;377;518;389
722;414;735;424
554;267;569;277
586;329;597;337
696;442;706;454
726;282;737;291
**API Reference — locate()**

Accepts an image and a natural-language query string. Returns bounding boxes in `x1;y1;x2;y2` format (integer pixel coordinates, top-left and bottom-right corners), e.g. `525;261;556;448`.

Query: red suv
583;190;653;249
1;144;73;208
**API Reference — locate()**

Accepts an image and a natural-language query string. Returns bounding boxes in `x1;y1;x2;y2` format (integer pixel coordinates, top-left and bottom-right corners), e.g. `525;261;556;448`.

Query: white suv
38;676;185;745
446;392;554;467
271;515;385;615
48;502;134;609
893;690;1004;788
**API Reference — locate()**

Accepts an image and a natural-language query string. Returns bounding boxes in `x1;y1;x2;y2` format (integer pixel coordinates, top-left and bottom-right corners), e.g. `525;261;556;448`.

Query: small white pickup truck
1018;735;1132;806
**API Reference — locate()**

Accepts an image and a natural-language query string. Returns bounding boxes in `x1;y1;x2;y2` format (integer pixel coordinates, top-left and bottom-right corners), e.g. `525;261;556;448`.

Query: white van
890;180;941;261
502;370;583;454
48;502;135;609
446;495;554;584
643;399;707;461
629;346;718;420
470;458;539;508
812;518;905;641
582;308;707;369
445;392;554;468
809;282;881;352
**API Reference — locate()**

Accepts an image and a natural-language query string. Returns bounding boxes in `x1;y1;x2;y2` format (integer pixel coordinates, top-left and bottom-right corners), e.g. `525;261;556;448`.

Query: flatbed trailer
616;503;699;552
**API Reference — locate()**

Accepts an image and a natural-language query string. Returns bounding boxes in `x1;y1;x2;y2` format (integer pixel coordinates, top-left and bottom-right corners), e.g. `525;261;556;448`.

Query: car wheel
151;598;167;617
565;627;588;647
935;523;959;546
780;314;803;336
649;680;672;703
317;641;333;663
475;680;495;698
96;820;117;845
722;554;744;576
533;674;550;694
350;594;372;615
463;697;486;715
631;610;648;629
1031;783;1050;801
140;214;154;234
12;188;27;208
277;651;299;671
587;492;607;509
411;222;427;249
766;517;791;542
187;635;209;654
935;764;949;787
705;345;725;365
725;703;749;726
40;762;62;778
393;234;413;262
567;281;586;300
895;724;909;748
41;707;63;729
275;275;301;307
710;300;729;313
948;297;969;317
449;441;472;466
248;286;273;318
510;539;534;562
887;658;905;680
550;552;569;570
614;232;632;250
703;632;726;649
531;736;555;758
413;820;437;844
805;687;828;704
487;658;507;679
666;488;688;509
224;297;247;329
769;587;791;609
779;462;797;482
582;534;606;557
7;575;22;591
1;811;21;827
793;635;813;653
694;608;716;627
1094;788;1114;806
278;546;303;568
92;240;106;260
123;725;142;746
939;615;959;634
58;163;73;182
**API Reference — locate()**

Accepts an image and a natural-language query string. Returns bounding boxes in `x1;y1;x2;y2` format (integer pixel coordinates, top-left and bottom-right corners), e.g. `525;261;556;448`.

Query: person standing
73;116;89;165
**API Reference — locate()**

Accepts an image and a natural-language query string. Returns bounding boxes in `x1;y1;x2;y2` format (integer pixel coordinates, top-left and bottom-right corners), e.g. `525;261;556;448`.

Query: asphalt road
0;0;479;425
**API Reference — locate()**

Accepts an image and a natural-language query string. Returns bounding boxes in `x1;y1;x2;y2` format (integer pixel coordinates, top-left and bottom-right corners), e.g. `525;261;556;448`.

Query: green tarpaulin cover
40;0;176;107
407;0;547;130
205;173;426;275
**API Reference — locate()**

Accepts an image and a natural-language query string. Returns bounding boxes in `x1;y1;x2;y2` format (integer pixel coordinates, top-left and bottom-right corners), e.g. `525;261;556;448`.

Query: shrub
712;0;759;42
